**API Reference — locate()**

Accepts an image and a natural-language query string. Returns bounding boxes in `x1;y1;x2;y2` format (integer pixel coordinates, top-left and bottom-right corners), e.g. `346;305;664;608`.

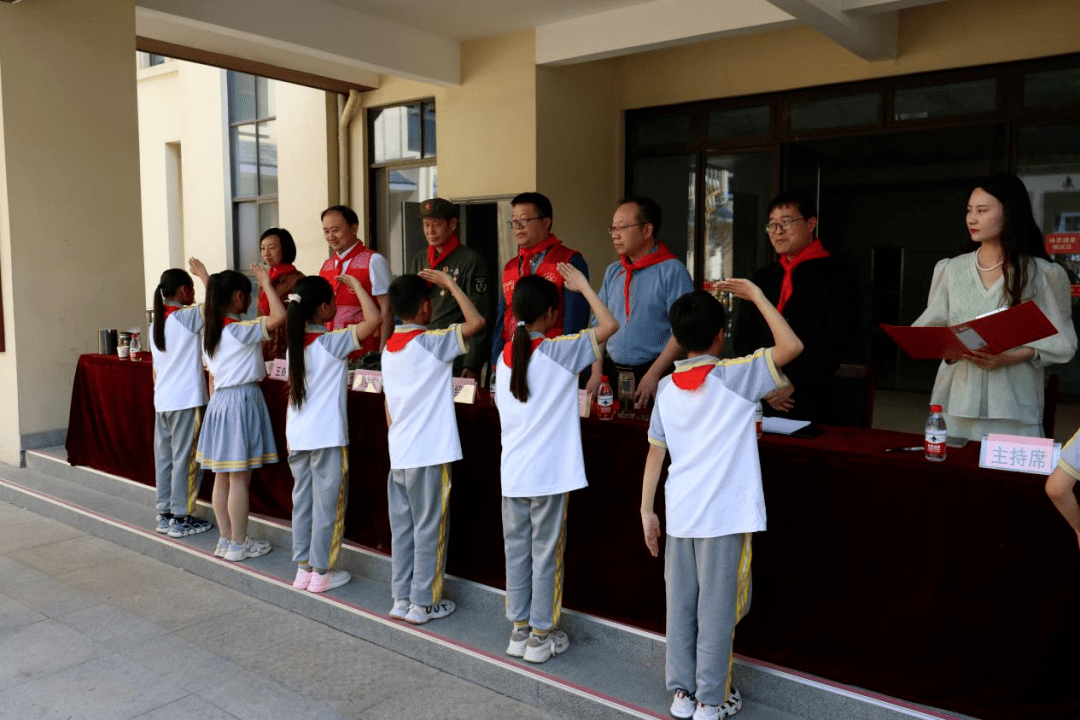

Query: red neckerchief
672;359;720;390
502;334;544;367
163;304;182;319
385;328;425;352
427;234;460;270
258;263;297;315
518;234;561;276
303;325;326;348
222;316;239;326
620;243;676;318
778;238;830;313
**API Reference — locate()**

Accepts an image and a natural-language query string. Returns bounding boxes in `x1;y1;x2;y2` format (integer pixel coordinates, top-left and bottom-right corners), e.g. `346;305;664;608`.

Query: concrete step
1;447;969;720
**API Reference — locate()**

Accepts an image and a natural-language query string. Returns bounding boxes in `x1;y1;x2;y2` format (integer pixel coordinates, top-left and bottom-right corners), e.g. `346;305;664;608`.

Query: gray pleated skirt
195;383;278;472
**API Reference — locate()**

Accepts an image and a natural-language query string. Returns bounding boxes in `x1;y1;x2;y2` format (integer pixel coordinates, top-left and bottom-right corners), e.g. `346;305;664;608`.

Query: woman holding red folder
913;173;1076;440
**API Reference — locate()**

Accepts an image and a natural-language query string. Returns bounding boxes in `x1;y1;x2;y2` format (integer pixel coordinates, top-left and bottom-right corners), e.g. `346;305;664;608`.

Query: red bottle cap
601;375;609;382
930;404;943;412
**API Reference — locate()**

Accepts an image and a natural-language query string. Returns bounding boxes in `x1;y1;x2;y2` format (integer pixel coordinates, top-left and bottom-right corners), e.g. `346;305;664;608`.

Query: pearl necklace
975;247;1004;272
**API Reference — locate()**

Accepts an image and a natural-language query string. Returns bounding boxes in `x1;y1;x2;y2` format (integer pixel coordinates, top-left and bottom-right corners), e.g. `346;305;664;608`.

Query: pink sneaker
292;567;313;590
307;569;350;593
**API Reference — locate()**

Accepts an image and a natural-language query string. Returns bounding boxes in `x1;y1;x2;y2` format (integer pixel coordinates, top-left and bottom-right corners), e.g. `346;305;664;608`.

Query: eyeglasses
606;223;644;236
765;218;806;234
508;217;545;230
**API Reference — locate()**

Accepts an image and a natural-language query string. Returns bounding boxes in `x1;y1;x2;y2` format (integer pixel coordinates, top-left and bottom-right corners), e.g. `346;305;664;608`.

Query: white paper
954;326;988;351
761;417;812;435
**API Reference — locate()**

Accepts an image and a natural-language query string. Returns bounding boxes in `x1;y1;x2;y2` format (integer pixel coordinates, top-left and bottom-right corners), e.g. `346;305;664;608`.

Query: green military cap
421;197;459;220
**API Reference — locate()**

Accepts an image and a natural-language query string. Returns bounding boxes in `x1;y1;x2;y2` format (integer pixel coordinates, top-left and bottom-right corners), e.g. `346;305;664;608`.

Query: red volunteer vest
320;242;378;356
500;235;577;344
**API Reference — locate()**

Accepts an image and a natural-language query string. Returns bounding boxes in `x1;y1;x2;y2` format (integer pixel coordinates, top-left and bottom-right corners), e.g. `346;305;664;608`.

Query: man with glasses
585;196;693;408
734;191;856;423
490;192;590;368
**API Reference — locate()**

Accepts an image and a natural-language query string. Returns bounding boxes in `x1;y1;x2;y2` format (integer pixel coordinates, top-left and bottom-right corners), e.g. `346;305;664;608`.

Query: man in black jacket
734;191;856;424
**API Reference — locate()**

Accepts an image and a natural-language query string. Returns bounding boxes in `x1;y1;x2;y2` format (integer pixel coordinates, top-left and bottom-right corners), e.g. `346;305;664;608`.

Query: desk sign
979;433;1061;475
452;377;477;404
352;370;383;394
268;359;288;381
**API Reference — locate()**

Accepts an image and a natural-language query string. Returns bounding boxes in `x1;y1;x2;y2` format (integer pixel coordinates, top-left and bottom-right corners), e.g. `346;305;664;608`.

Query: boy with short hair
381;269;486;625
641;281;803;720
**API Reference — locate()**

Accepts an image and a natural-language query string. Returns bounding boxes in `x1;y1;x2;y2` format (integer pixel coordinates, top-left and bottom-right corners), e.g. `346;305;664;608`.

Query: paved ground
0;500;557;720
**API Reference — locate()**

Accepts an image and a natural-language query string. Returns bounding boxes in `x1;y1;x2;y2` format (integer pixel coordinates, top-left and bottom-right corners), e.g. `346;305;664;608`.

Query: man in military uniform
408;198;491;378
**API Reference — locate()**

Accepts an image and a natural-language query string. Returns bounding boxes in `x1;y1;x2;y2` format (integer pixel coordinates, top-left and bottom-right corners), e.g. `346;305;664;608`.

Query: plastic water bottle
755;402;763;439
597;375;614;421
129;332;141;360
924;404;947;462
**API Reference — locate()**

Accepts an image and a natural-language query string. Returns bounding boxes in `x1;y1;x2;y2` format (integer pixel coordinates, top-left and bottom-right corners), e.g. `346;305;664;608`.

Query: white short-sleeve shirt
286;326;361;451
648;349;787;538
152;303;208;412
381;323;467;470
495;329;600;497
203;316;270;389
368;253;392;296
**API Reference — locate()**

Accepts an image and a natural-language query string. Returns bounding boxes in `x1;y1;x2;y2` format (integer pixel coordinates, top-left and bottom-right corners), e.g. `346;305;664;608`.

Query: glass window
256;77;275;119
423;100;437;157
259;203;279;237
893;79;997;121
1024;67;1080;110
631;154;696;279
371;105;423;163
234;202;260;269
708;106;771;139
790;93;880;132
257;121;277;195
230;125;258;197
228;73;257;124
635;114;691;147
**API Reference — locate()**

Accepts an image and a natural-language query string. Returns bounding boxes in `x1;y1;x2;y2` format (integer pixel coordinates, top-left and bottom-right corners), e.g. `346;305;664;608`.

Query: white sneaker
670;689;696;719
693;688;742;720
506;625;530;657
223;537;271;562
404;599;456;625
388;599;411;620
523;629;570;663
213;537;230;558
307;569;350;593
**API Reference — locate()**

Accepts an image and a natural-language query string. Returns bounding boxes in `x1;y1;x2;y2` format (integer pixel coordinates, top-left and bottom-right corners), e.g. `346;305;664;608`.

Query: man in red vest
490;192;590;370
318;205;393;359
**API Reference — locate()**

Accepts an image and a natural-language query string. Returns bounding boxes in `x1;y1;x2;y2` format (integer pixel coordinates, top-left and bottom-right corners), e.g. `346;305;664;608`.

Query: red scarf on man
620;243;676;318
777;239;830;313
257;263;298;316
427;234;460;270
518;234;561;275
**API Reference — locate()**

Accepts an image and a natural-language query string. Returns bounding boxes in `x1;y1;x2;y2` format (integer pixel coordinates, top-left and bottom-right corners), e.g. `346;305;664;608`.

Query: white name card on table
352;370;383;394
452;377;477;404
979;433;1061;475
268;359;288;381
761;416;811;435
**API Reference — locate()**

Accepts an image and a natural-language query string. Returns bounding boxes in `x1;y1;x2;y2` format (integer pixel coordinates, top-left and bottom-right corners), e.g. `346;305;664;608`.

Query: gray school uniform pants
388;464;451;606
665;533;752;706
502;493;568;632
154;407;204;517
288;447;349;572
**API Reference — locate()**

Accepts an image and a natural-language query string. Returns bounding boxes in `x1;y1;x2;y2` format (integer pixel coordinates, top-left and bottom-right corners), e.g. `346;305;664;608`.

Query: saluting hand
419;268;455;289
557;263;590;293
715;278;764;304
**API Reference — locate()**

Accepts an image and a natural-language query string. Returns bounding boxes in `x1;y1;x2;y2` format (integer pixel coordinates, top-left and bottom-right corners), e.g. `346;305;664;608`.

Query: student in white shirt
382;270;485;624
494;264;618;664
190;261;286;563
151;268;212;539
1047;431;1080;555
285;274;381;594
641;282;802;720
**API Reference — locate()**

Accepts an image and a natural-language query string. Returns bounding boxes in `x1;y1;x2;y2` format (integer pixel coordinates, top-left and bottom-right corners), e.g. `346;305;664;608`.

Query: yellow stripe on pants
431;464;451;604
328;447;349;569
185;407;203;515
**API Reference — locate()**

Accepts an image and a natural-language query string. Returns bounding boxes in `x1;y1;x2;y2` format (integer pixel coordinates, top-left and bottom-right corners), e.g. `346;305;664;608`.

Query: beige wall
275;83;336;274
0;0;146;462
618;0;1080;109
536;60;624;281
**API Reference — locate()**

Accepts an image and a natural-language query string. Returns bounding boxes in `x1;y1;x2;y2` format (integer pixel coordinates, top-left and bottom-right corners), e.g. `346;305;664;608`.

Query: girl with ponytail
284;273;380;593
150;267;212;539
492;263;618;664
191;259;287;563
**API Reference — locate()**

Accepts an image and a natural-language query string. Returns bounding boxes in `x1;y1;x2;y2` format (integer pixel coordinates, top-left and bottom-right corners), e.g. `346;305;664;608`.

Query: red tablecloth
65;353;1080;720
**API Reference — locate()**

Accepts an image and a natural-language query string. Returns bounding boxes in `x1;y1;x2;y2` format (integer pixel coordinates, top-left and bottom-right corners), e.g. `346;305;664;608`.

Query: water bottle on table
924;404;947;462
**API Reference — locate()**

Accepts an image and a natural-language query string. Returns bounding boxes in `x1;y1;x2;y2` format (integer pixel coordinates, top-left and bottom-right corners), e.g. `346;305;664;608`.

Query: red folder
881;300;1058;360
